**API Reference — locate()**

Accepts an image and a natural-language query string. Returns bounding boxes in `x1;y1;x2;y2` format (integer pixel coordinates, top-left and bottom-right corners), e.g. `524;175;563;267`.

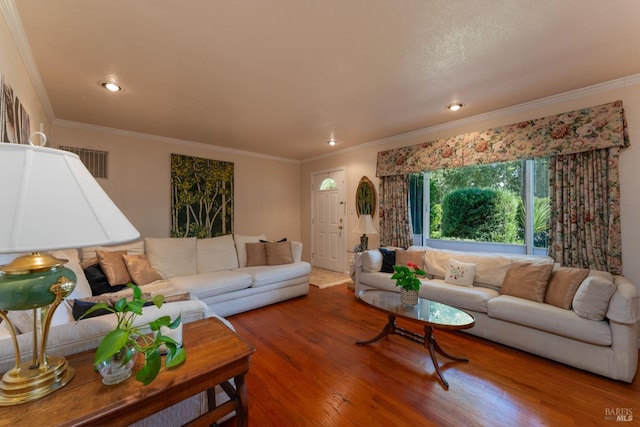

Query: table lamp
0;142;139;405
352;214;378;251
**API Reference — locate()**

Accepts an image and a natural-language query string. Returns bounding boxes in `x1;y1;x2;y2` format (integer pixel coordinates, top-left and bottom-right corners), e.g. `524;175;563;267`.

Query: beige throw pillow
572;272;617;320
96;250;131;286
500;262;553;303
265;241;293;265
122;253;163;286
246;242;267;266
544;267;590;309
444;259;476;287
395;250;425;270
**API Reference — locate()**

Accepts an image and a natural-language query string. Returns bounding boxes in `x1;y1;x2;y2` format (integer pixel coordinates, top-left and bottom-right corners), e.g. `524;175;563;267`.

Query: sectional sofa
0;233;310;424
354;246;639;382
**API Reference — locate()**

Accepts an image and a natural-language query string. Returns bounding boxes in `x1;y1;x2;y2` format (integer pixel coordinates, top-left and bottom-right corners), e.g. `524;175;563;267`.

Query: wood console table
0;317;255;426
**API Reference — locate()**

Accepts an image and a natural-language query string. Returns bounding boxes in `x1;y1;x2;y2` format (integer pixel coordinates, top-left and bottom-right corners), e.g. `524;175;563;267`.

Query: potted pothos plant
80;284;186;386
391;261;425;306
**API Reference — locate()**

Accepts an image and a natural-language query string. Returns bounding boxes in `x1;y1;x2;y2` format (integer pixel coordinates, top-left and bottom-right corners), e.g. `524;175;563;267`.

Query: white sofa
354;246;639;382
0;233;309;424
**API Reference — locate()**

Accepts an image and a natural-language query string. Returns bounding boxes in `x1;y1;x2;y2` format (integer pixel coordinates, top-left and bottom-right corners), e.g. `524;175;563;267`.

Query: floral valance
376;100;629;176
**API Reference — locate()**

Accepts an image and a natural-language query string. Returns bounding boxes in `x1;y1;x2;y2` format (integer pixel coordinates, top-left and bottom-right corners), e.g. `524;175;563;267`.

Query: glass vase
96;344;137;385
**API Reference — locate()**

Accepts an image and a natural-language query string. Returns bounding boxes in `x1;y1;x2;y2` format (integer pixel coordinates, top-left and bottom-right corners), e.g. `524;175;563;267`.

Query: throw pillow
544;267;590;309
572;272;617;320
233;234;268;267
83;263;128;296
444;259;476;287
122;253;163;286
500;262;553;303
96;250;132;286
260;237;287;243
246;242;267;266
265;241;293;265
379;248;396;273
395;250;425;270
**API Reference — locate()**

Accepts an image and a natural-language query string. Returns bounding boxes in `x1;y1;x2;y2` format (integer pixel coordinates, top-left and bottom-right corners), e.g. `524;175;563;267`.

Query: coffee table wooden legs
357;314;468;390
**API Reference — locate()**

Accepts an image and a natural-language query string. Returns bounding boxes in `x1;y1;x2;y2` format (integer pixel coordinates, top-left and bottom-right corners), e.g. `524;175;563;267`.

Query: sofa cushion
84;263;127;296
196;234;239;273
423;247;553;290
444;259;476;287
359;271;403;292
146;237;197;279
265;241;293;265
361;250;383;273
572;270;616;321
500;262;553;303
544;267;589;309
96;250;131;285
245;242;267;266
395;250;425;269
421;279;498;313
81;240;145;262
169;270;253;299
122;253;163;286
237;262;311;288
379;248;396;273
488;295;612;346
234;234;267;268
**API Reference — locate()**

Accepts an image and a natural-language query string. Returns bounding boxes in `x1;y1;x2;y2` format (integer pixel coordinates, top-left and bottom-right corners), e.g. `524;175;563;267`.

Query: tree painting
171;154;234;238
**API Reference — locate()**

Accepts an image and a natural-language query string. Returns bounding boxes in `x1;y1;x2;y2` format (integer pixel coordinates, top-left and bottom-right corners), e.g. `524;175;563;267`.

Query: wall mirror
356;176;376;217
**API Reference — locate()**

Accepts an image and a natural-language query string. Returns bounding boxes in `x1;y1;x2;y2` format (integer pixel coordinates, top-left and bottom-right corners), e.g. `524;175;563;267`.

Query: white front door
312;169;346;272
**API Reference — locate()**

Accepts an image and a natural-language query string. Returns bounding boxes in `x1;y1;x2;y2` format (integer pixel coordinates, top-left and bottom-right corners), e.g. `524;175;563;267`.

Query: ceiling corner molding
53;119;301;164
303;72;640;163
0;0;55;122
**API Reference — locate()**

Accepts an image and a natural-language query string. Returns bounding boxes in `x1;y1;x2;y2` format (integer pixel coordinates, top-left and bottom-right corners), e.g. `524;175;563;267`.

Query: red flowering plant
391;262;426;292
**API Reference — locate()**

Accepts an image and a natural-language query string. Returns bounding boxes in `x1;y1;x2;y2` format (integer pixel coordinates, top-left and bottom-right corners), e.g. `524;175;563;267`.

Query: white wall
0;8;49;139
301;76;640;288
50;124;302;242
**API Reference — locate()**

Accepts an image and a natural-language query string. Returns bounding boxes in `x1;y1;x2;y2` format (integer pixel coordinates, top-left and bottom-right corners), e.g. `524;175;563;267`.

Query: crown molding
303;73;640;163
53;119;300;164
0;0;55;122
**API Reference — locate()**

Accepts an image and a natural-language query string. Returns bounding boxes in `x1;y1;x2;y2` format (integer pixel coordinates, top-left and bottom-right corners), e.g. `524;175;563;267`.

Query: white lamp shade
0;144;140;253
352;214;378;235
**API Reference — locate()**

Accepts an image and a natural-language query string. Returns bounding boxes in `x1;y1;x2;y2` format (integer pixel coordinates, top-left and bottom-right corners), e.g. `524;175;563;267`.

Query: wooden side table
0;317;255;426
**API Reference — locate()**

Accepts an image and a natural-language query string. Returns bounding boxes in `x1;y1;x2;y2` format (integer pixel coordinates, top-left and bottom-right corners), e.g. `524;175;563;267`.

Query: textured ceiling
10;0;640;160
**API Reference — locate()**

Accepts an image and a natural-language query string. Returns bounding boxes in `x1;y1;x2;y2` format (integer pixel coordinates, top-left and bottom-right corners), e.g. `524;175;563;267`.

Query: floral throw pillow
444;259;477;287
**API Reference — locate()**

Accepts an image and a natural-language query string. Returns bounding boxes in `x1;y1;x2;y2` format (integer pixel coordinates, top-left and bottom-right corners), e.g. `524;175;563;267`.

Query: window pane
533;157;550;248
409;159;549;252
319;177;337;190
429;161;524;244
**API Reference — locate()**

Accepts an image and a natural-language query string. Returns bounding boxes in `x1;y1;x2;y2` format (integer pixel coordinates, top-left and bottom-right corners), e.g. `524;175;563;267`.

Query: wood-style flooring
223;285;639;426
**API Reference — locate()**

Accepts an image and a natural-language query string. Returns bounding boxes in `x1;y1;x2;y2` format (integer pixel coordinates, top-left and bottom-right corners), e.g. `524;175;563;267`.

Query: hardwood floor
223;285;639;426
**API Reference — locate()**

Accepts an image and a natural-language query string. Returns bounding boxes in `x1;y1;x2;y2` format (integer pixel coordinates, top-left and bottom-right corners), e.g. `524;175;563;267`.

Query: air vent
59;146;108;179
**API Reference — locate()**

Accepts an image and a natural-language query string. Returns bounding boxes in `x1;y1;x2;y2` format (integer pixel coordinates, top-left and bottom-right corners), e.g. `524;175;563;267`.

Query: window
409;158;549;254
319;177;337;190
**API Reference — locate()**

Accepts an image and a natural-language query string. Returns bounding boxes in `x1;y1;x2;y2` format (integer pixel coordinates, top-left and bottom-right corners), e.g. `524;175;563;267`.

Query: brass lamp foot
0;356;75;405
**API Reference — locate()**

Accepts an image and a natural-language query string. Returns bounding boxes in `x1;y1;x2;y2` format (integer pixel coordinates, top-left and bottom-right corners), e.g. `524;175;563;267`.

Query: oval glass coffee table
356;290;475;389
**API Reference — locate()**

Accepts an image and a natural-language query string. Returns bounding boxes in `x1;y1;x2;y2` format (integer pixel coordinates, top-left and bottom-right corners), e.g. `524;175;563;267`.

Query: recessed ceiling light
447;103;463;111
100;82;124;92
328;139;337;146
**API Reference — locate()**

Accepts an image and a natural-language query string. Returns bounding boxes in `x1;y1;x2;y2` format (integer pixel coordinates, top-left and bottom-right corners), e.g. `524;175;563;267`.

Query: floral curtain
376;100;628;176
379;175;413;248
548;148;623;274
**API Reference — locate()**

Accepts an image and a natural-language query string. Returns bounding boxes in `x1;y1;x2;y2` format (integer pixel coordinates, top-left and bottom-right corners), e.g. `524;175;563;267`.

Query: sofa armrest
291;241;303;262
606;276;639;324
